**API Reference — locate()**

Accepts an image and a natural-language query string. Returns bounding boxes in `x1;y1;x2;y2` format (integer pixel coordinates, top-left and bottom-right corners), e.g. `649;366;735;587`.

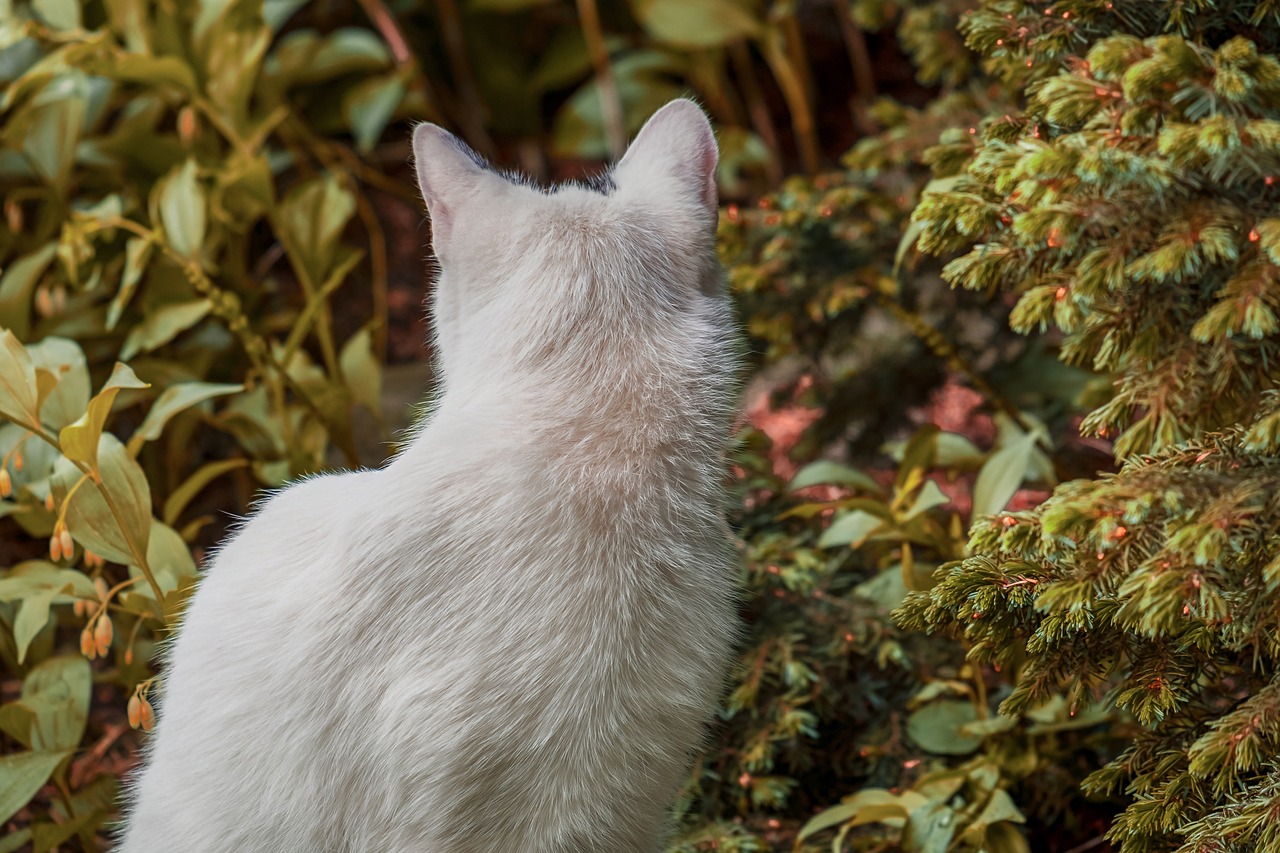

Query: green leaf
136;519;196;597
0;751;69;825
797;789;908;841
628;0;760;47
906;699;984;755
131;381;243;448
853;565;909;610
103;55;196;92
892;424;939;491
0;243;56;339
163;458;249;526
339;327;380;414
903;799;958;853
32;0;82;29
0;329;39;425
275;174;356;288
0;562;96;604
971;431;1038;518
53;433;152;567
106;236;154;331
22;74;88;189
26;337;88;431
156;159;206;259
343;73;404;154
0;829;32;853
120;299;212;361
13;588;55;665
58;363;148;471
818;509;886;549
971;788;1026;828
788;460;883;494
904;479;950;520
934;432;986;467
21;655;90;752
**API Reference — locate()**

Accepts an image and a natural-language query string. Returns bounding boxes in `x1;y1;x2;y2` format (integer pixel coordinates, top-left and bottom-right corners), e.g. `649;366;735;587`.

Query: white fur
119;99;741;853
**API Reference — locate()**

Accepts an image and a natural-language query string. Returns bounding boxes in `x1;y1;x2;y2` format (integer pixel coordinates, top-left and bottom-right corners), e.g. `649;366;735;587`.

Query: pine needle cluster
900;2;1280;849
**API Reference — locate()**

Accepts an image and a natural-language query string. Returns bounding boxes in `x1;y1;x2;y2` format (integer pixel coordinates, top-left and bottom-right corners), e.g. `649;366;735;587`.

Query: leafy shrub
0;0;411;844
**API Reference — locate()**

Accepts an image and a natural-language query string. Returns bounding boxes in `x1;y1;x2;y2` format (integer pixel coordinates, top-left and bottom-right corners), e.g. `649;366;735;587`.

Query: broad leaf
131;381;243;447
0;329;39;425
120;299;212;360
818;509;886;549
788;460;882;494
0;243;56;338
156;159;206;259
628;0;760;48
0;751;69;826
59;363;148;470
26;337;88;431
53;433;152;567
339;326;380;414
906;699;984;755
21;656;90;752
971;431;1039;518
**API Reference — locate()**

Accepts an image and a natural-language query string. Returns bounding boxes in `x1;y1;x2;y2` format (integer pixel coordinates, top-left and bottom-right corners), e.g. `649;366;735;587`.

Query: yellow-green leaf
27;337;89;431
53;433;152;566
120;299;212;361
156;159;206;259
106;236;153;331
21;655;90;753
971;431;1038;519
58;363;148;470
339;326;381;414
13;588;55;665
0;243;56;339
131;381;243;449
628;0;760;48
0;751;70;826
134;519;196;598
0;329;39;425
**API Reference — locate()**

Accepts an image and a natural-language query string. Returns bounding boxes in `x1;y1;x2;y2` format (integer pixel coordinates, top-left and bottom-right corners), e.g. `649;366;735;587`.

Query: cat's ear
412;123;488;248
616;99;718;220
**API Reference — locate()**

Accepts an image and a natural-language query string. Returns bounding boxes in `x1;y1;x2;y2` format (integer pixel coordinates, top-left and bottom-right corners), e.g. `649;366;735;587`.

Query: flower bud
93;614;113;656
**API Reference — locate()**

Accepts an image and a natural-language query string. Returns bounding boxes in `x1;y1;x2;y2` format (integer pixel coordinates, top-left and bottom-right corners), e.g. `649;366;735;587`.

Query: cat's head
411;99;721;389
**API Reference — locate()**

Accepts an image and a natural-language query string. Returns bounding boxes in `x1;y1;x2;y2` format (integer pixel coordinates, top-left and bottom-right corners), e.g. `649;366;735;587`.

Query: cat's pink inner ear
412;124;485;242
618;99;719;216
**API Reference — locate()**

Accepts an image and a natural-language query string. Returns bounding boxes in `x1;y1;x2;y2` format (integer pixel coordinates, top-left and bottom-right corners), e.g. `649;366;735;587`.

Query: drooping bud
93;614;113;656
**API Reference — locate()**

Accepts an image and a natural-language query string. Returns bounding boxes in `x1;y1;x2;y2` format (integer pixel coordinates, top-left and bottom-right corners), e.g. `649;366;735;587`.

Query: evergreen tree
899;2;1280;850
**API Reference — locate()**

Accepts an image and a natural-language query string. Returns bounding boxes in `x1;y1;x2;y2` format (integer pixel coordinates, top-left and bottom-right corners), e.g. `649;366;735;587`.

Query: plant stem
434;0;496;158
835;0;878;134
730;42;782;185
759;25;821;174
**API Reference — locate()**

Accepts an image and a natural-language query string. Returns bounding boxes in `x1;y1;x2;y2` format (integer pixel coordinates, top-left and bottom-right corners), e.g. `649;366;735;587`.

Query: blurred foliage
0;0;406;845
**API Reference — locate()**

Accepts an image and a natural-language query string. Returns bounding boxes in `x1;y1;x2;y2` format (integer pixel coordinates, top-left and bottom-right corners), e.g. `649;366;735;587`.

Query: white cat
119;99;741;852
